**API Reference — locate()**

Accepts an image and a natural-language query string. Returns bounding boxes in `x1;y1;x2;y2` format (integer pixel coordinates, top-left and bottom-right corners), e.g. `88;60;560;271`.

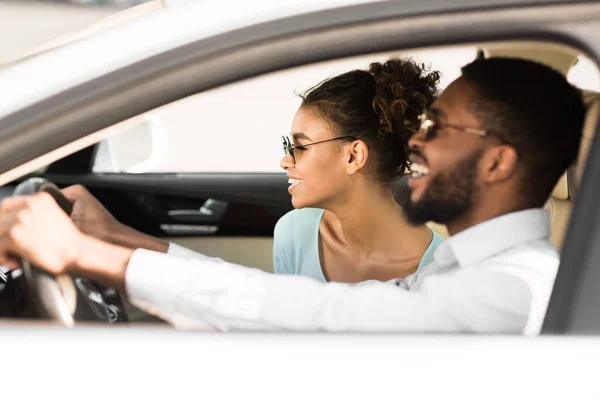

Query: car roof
0;0;592;121
0;0;381;119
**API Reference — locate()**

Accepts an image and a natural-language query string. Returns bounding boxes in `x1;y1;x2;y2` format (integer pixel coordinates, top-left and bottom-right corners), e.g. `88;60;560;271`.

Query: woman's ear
481;145;518;183
346;140;369;175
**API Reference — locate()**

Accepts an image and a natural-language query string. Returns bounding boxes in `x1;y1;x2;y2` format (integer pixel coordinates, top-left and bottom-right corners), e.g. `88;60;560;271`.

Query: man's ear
481;145;518;183
345;140;369;175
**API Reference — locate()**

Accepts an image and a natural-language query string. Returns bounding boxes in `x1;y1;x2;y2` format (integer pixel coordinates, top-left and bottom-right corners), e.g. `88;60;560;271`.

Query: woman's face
280;107;352;209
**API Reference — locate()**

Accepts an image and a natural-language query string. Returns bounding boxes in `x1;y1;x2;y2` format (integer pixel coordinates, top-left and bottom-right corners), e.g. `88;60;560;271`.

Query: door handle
167;199;228;222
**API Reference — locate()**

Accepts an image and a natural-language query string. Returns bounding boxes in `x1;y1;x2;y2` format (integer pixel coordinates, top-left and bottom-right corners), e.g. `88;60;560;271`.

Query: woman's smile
288;177;303;193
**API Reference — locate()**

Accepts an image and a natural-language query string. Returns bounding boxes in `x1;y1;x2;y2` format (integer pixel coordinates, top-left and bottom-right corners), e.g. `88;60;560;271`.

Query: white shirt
125;208;558;334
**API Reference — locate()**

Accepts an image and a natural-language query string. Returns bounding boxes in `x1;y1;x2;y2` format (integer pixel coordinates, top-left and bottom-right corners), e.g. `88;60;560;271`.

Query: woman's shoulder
273;208;325;278
274;208;326;236
416;228;445;272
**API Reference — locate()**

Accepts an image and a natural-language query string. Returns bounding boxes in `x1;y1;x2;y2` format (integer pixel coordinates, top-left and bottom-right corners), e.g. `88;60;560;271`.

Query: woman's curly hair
300;57;440;181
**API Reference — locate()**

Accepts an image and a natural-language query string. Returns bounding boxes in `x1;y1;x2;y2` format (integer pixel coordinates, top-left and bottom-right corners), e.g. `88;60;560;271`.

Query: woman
274;58;443;283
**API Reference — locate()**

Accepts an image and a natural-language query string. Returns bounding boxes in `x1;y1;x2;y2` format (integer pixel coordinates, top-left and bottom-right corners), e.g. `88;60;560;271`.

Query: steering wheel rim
12;178;127;326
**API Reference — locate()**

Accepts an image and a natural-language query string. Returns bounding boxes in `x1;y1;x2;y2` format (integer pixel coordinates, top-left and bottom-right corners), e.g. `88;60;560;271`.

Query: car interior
1;38;599;324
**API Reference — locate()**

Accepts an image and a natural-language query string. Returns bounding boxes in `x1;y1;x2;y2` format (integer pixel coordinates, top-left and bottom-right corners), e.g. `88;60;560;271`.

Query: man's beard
404;150;483;225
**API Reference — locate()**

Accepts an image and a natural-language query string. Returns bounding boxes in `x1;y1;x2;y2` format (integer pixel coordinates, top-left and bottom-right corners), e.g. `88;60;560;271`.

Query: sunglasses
417;108;488;141
281;135;356;164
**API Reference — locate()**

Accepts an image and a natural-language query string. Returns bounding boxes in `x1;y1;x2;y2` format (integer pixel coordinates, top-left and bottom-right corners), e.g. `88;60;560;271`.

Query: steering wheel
12;178;127;326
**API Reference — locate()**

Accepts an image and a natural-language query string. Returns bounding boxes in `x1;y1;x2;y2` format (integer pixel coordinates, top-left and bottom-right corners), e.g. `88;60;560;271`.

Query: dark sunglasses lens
281;137;295;162
281;137;290;154
424;124;432;141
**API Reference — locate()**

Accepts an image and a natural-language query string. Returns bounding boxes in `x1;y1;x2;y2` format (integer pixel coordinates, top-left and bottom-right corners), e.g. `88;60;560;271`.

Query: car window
91;46;478;174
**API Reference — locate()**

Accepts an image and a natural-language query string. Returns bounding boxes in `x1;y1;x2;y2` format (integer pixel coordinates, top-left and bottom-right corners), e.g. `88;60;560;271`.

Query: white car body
1;1;600;398
0;0;382;119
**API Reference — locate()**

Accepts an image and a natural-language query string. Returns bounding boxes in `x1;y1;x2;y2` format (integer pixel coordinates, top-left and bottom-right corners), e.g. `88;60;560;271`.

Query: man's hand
62;185;168;253
0;191;135;291
62;185;123;243
0;193;84;273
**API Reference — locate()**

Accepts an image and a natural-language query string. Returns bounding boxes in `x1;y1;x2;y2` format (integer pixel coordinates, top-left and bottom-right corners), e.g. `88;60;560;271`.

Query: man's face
405;77;488;225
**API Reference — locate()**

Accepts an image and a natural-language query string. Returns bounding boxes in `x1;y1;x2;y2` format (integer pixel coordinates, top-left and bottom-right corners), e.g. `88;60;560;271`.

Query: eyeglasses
417;108;487;141
281;135;356;164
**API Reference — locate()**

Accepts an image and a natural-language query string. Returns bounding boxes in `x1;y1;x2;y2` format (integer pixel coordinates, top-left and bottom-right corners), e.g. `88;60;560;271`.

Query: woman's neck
324;182;430;254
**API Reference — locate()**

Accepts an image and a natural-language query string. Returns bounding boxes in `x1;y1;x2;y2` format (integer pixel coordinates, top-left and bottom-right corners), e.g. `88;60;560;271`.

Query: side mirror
92;115;169;173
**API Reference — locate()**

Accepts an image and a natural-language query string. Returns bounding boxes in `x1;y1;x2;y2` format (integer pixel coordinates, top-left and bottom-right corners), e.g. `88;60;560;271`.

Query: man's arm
62;185;169;253
0;193;532;333
122;249;531;332
64;185;213;259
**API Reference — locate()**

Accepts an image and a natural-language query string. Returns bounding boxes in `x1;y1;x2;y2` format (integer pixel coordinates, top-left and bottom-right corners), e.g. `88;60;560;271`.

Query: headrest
568;92;600;197
550;91;600;200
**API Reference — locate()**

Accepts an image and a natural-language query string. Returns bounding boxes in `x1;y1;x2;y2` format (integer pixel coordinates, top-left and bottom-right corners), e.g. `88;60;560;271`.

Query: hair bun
370;58;440;141
369;58;440;177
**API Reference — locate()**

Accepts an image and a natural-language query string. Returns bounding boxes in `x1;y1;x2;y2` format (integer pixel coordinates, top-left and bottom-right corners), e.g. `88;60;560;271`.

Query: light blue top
273;207;444;282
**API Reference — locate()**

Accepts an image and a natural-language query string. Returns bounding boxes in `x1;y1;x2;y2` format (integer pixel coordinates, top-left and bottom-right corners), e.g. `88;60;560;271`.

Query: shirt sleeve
125;249;532;333
167;242;208;260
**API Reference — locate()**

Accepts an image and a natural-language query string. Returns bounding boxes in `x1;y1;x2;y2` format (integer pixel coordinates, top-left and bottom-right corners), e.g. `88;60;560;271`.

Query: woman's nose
280;154;294;170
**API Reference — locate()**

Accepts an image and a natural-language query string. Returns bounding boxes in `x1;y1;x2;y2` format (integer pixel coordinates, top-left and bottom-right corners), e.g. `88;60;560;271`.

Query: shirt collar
433;208;551;268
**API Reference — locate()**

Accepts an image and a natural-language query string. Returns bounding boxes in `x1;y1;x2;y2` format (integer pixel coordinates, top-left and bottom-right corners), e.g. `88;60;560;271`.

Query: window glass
91;46;478;174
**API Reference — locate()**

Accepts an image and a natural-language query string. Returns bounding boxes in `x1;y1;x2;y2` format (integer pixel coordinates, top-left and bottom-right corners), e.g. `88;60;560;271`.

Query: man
0;58;585;334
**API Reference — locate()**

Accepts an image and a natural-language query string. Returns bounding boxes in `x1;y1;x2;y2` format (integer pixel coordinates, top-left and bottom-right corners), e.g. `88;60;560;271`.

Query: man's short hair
461;57;585;206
